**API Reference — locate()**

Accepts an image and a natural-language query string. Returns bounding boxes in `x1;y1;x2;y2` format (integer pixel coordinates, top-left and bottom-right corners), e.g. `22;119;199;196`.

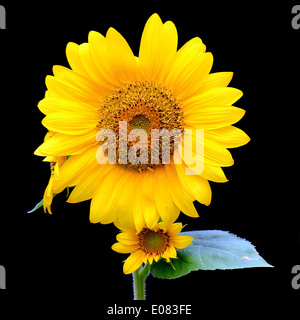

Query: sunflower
34;13;249;231
112;220;193;274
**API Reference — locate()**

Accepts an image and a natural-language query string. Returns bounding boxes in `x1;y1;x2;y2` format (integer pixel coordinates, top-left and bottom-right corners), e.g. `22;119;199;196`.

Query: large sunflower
35;13;249;231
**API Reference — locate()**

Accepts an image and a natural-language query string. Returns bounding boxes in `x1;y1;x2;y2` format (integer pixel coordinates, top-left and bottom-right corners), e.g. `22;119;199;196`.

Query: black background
0;0;299;315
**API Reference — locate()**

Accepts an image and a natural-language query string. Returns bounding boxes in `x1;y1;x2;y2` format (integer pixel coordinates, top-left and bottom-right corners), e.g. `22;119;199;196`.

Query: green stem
132;263;151;300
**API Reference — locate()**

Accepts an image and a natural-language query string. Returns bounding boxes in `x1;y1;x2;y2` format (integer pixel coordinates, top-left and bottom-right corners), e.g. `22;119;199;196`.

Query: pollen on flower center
97;81;184;172
138;228;170;255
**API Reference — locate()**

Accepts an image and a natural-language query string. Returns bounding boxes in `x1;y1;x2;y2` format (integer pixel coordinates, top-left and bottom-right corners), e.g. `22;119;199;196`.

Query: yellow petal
123;250;145;274
147;255;154;265
114;211;136;234
198;72;233;93
90;167;128;224
111;242;139;254
178;142;227;182
184;106;245;130
155;20;178;83
132;179;146;233
205;126;250;148
105;27;138;83
165;245;177;258
154;254;160;262
175;137;228;182
184;87;243;112
66;42;90;77
179;129;234;168
177;37;206;55
116;232;139;245
165;48;213;100
88;30;122;88
78;42;111;93
38;96;98;116
45;71;102;106
139;13;178;82
171;235;193;249
113;171;141;233
52;65;105;102
43;176;54;214
204;138;234;167
156;221;167;233
164;164;199;218
67;162;113;203
153;167;180;223
141;170;159;229
161;245;177;262
42;112;97;135
201;164;228;183
174;162;212;206
51;146;99;193
165;222;183;236
34;131;97;157
90;167;142;225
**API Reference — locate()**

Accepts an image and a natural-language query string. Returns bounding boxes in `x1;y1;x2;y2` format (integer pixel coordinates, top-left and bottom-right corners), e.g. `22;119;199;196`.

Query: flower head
34;13;249;228
112;221;193;274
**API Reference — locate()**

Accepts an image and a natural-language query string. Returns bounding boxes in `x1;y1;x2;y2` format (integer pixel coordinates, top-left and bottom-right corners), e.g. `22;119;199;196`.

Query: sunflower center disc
97;81;184;172
138;228;170;255
129;114;151;132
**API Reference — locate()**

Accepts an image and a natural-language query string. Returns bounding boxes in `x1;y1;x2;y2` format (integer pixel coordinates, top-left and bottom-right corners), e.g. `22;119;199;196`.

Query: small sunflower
112;221;193;274
34;13;249;230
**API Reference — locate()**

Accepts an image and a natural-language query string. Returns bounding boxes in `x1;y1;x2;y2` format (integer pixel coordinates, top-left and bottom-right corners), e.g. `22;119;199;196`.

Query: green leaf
27;193;57;214
151;230;272;279
27;198;44;213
